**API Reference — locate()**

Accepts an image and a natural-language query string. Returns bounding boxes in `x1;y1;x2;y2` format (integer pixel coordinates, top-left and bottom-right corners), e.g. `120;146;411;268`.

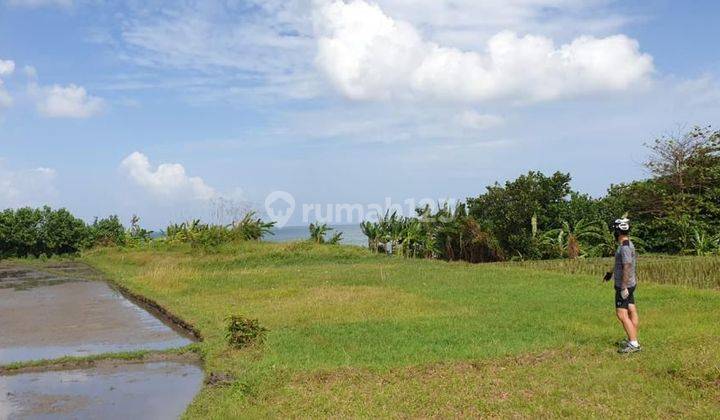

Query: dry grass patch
208;285;449;327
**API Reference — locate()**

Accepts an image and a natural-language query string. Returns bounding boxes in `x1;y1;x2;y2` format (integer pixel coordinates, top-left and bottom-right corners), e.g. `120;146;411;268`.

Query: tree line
2;126;717;261
0;209;129;258
360;125;720;262
0;207;278;258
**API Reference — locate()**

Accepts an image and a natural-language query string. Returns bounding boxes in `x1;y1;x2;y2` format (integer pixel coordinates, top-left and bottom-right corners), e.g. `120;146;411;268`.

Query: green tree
602;126;720;253
467;171;572;259
38;207;89;255
90;215;127;247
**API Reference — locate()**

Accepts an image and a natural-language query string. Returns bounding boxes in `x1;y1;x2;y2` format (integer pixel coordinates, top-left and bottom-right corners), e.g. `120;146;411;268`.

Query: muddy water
0;361;203;419
0;264;203;419
0;266;193;364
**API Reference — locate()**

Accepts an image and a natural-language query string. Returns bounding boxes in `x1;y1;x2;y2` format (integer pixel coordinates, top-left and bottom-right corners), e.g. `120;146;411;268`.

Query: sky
1;0;719;228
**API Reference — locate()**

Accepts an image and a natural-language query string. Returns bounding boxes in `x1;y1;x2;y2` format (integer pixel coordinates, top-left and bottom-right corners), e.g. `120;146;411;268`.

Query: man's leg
616;308;637;341
628;304;639;330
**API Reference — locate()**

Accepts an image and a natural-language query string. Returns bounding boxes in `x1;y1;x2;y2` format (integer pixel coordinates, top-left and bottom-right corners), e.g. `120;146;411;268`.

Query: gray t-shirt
614;240;637;288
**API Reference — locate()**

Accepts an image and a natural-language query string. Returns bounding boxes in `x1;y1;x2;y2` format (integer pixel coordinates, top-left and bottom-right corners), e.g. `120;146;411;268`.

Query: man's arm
622;263;632;289
620;246;632;298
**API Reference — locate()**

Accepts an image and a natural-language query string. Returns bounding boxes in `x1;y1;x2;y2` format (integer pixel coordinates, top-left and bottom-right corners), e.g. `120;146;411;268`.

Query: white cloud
0;59;15;109
314;0;654;103
0;161;58;208
36;84;105;118
102;0;639;105
455;111;505;130
119;2;314;75
0;59;15;76
120;152;217;201
372;0;631;47
104;1;321;103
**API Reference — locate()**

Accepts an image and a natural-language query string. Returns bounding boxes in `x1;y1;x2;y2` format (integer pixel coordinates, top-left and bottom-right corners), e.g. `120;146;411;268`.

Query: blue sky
1;0;719;228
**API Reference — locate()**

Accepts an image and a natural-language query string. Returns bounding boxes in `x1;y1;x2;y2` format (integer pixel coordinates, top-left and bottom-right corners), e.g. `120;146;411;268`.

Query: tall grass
500;255;720;289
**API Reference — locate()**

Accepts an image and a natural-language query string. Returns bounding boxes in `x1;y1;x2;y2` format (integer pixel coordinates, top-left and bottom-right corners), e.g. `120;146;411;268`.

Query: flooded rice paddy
0;263;202;419
0;362;203;419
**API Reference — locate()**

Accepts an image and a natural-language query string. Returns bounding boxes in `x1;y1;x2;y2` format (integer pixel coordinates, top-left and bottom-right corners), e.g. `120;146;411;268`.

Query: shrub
0;207;151;258
308;223;344;245
0;206;92;258
90;215;127;247
38;207;88;255
230;211;276;241
309;223;332;244
226;315;267;349
127;214;153;245
165;213;275;249
192;225;230;250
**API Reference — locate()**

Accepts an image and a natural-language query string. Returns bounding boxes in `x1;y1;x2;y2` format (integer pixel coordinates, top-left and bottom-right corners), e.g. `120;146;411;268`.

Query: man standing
607;218;641;353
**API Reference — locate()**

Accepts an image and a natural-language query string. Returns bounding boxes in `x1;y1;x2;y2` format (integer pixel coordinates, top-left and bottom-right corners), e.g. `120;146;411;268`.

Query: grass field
83;242;720;418
499;255;720;289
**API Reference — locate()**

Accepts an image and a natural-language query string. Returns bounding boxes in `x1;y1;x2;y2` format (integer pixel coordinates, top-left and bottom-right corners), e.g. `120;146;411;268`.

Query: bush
89;215;127;247
0;206;91;258
225;315;267;349
192;225;231;250
230;211;275;241
0;207;150;259
165;213;275;249
38;207;89;255
127;214;153;245
309;223;334;244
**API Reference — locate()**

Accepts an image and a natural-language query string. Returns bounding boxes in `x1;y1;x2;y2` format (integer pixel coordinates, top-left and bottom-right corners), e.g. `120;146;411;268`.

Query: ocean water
267;224;367;247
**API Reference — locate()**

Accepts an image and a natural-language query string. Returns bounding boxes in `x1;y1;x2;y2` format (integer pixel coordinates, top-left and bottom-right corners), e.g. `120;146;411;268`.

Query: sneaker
618;342;642;354
615;338;628;347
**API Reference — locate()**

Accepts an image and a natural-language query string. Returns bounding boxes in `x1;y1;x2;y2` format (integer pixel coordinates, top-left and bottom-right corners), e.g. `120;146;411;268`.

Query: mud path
0;262;203;419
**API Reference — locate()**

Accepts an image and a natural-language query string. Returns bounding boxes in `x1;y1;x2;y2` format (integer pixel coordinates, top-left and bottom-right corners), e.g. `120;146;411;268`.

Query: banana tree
309;222;332;244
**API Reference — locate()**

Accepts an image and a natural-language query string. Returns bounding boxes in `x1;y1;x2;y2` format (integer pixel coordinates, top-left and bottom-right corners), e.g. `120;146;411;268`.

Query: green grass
499;255;720;289
0;345;200;374
82;242;720;418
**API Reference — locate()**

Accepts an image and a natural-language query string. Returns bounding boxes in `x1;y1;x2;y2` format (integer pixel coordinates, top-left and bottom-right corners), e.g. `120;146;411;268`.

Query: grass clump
226;315;267;349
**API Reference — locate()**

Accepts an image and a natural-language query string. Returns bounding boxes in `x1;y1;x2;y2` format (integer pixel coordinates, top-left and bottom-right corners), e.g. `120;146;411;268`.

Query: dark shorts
615;286;636;309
